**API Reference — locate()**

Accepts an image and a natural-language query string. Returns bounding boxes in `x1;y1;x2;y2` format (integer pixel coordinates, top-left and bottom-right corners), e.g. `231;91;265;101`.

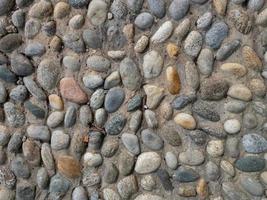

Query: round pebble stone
51;130;70;150
174;113;196;130
69;15;85;29
104;87;125;113
134;12;154;30
83;152;103;167
72;186;88;200
206;140;224;157
223;119;241;134
165;152;178;169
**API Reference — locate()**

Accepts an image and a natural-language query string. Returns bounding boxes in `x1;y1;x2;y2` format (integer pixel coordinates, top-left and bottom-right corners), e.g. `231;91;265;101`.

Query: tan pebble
57;155;81;178
123;24;134;41
143;84;164;109
49;36;62;52
22;139;40;166
227;84;252;101
213;0;227;15
220;160;235;177
166;43;179;58
160;102;173;120
196;178;208;200
249;78;266;97
220;63;247;77
178;185;197;197
60;77;88;104
166;66;181;95
49;94;64;110
207;140;224;157
134;35;149;53
174;113;196;130
54;2;70;19
242;46;262;70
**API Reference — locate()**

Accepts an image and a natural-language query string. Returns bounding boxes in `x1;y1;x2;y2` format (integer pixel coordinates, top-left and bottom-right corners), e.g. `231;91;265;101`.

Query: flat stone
105;114;126;135
27;125;50;142
192;100;220;122
57;155;81;178
60;77;88;104
141;129;163;150
235;156;265;172
147;0;166;18
144;84;164;109
184;31;202;57
117;175;138;199
129;110;142;132
166;66;181;94
135;12;154;30
87;56;110;72
205;21;228;49
240;175;264;196
23;76;46;100
83;73;103;89
104;87;125;113
216;39;241;61
144;109;158;128
179;150;205;166
220;63;247;77
0;33;22;53
121;133;140;155
10;53;33;76
143;50;163;78
227;84;252;101
197;48;214;75
200;76;229;100
151;21;173;43
51;130;70;150
173;167;199;182
242;134;267;153
135;152;161;174
118;150;135;176
199;121;227;138
165;152;178;169
119;57;142;90
174;113;196;130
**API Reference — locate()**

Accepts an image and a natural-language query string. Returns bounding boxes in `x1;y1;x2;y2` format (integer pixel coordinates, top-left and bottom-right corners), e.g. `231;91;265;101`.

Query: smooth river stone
166;66;180;94
135;152;161;174
174;113;196;130
179;150;205;166
242;134;267;153
235;156;265;172
220;63;247;77
227;84;252;101
60;77;88;104
104;87;125;113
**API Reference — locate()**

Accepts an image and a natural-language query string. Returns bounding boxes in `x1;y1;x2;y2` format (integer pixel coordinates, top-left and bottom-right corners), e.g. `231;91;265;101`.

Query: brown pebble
123;24;134;41
22;139;40;166
242;46;262;70
166;66;181;95
57;155;81;178
166;43;179;58
60;77;88;104
213;0;227;16
196;178;208;200
49;36;62;52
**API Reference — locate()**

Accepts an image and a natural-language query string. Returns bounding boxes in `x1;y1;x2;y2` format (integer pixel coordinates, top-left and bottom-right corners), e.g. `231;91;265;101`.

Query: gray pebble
104;87;125;113
242;133;267;153
148;0;166;18
95;108;107;127
0;33;22;53
101;137;119;158
25;19;41;39
168;0;189;21
63;55;80;72
4;102;25;127
72;186;88;200
27;125;50;142
248;0;264;11
197;12;213;29
104;71;121;89
129;110;142;132
87;55;110;72
83;28;102;49
47;111;64;128
197;48;214;75
11;155;30;179
83;73;104;89
12;10;25;28
0;81;6;103
102;162;119;184
105;114;126;135
120;57;142;90
205;21;228;49
69;14;85;29
23;76;46;100
64;106;76;128
79;105;92;126
69;0;89;8
37;59;60;91
121;133;140;155
51;130;70;150
7;131;23;153
135;12;154;29
63;32;85;53
25;42;46;57
36;167;49;189
16;181;35;200
141;129;163;150
10;52;33;76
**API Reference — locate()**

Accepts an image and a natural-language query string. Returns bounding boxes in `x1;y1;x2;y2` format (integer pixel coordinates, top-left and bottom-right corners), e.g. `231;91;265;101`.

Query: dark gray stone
83;29;102;49
168;0;189;21
148;0;166;18
16;181;35;200
157;169;173;191
216;39;241;61
134;12;154;29
105;114;126;135
242;134;267;153
0;65;17;83
0;33;22;53
192;100;220;122
173;167;200;182
11;156;30;179
64;106;76;128
104;87;125;113
235;156;265;172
